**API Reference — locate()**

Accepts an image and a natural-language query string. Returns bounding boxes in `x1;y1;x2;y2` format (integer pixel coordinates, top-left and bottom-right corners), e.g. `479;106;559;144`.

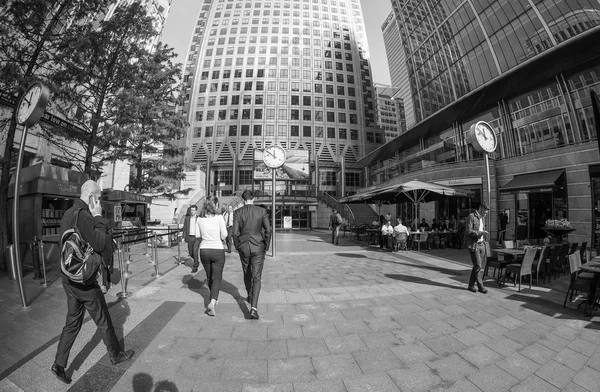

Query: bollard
143;229;152;257
31;240;42;280
39;238;48;287
151;233;162;277
117;238;132;299
176;229;181;264
147;234;154;264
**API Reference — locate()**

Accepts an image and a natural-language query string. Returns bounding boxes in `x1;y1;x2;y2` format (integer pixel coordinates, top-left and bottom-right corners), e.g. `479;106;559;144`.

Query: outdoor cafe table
579;261;600;316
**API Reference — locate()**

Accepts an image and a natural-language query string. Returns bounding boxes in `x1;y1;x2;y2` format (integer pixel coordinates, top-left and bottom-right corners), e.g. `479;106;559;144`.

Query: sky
160;0;393;85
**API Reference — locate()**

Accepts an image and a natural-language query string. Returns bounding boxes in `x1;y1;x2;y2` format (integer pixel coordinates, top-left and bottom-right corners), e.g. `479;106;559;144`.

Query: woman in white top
196;195;228;316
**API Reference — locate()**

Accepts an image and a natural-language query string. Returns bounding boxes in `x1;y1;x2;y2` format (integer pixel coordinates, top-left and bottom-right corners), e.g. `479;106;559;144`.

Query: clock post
468;121;497;240
262;145;287;257
272;168;276;257
12;82;50;308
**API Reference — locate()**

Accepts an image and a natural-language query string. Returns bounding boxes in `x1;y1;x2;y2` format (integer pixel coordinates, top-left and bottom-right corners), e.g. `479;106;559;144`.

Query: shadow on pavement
335;253;368;258
182;274;249;317
67;297;131;376
504;292;594;322
377;257;466;276
384;274;464;290
133;372;178;392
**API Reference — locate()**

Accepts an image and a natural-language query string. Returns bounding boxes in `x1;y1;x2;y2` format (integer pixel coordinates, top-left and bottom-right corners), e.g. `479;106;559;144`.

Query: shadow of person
219;279;251;317
133;372;153;392
67;296;131;376
384;274;464;290
154;380;178;391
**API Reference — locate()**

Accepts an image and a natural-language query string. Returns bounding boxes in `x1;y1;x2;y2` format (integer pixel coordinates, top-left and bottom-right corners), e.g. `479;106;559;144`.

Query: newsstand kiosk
100;189;152;242
8;163;89;267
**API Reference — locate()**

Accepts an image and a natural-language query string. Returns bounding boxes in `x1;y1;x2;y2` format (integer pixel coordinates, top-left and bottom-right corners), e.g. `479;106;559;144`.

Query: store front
590;165;600;253
500;169;567;242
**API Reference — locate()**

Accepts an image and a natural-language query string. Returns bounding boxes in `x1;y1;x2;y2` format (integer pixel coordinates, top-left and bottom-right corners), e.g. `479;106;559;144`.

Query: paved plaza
1;230;600;391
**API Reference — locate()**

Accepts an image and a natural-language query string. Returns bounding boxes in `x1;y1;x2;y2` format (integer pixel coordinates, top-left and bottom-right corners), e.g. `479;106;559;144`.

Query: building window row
198;82;357;96
194;108;358;123
194;124;359;139
199;69;355;84
196;94;359;110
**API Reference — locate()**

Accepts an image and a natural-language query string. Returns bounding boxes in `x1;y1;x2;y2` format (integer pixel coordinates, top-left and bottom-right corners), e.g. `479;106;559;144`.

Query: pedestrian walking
328;208;342;245
52;180;133;384
223;204;234;253
466;201;490;294
233;190;271;320
197;195;228;316
182;205;201;272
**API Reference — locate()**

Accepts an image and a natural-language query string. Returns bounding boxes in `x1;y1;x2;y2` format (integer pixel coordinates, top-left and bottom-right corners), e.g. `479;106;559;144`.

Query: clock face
473;122;497;153
16;83;49;126
263;146;286;168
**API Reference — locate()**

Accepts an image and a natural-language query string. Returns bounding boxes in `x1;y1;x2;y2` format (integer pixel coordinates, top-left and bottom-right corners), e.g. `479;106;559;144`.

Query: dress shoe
249;308;260;320
478;288;488;294
110;350;135;365
206;303;215;317
191;268;198;273
51;363;71;384
467;287;477;293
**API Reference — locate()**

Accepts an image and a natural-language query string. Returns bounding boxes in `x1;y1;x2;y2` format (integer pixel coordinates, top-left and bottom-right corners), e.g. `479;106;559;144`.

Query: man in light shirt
466;202;489;294
223;205;234;253
381;220;394;250
393;218;410;251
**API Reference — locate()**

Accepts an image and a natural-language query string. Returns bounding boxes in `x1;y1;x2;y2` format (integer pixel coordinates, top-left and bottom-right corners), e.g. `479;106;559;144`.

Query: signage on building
500;187;553;196
434;177;482;187
114;205;122;222
309;206;317;211
283;216;292;229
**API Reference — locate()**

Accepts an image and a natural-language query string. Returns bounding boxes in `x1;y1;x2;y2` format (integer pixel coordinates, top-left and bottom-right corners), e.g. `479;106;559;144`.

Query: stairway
344;204;378;225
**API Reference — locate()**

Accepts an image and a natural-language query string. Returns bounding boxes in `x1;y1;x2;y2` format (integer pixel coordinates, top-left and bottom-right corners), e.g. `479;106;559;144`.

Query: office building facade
180;0;381;219
374;83;405;141
365;0;600;246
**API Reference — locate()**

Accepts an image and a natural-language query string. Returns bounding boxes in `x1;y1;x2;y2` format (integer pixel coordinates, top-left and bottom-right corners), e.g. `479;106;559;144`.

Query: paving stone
537;332;572;352
387;362;442;391
220;359;268;383
504;327;541;346
494;315;526;330
495;352;540;380
551;325;581;341
242;382;293;392
292;379;347;392
324;334;368;355
267;324;304;340
554;347;589;371
231;324;269;340
467;364;519;392
534;360;577;390
423;335;467;357
428;377;480;392
510;374;562;392
363;316;402;332
445;315;479;330
206;339;249;358
459;344;503;369
247;340;289;359
302;323;340;339
333;320;372;336
312;353;362;380
312;310;346;323
475;321;509;339
287;338;329;357
567;337;599;357
426;353;477;382
572;365;600;391
390;341;437;365
519;342;558;365
343;372;401;392
358;330;403;350
353;348;403;374
268;357;316;383
421;320;458;337
452;328;491;347
391;325;431;344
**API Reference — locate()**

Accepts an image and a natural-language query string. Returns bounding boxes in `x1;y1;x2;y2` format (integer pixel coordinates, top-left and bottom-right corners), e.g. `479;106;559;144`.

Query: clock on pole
262;145;287;168
12;81;50;308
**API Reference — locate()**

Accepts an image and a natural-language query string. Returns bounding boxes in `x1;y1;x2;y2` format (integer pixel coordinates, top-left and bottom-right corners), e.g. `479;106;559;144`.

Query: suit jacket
233;204;271;252
182;214;198;242
465;211;486;251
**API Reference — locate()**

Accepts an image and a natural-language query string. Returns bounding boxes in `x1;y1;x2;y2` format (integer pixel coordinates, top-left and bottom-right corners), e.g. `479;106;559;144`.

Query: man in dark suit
52;180;133;384
223;204;234;253
182;205;200;272
233;190;271;320
466;201;490;294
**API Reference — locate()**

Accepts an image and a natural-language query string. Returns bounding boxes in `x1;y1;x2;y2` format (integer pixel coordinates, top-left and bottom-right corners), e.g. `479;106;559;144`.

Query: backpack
60;209;103;283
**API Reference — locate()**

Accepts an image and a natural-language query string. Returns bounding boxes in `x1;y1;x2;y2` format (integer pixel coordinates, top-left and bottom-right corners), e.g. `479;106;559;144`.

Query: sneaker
478;288;488;294
249;308;259;320
179;260;186;265
206;303;215;317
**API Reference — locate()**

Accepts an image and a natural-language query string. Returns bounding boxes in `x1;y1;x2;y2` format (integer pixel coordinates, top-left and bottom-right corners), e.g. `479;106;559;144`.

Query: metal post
485;153;492;239
117;236;132;299
39;238;48;287
176;228;181;264
12;124;29;308
147;231;154;263
272;168;276;257
152;233;162;277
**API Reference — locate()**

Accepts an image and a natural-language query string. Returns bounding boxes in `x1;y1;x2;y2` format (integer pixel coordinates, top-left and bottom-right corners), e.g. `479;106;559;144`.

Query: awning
499;169;564;193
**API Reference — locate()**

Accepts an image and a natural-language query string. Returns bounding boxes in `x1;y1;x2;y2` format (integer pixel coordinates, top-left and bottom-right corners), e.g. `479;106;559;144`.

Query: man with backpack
51;180;134;384
328;208;343;245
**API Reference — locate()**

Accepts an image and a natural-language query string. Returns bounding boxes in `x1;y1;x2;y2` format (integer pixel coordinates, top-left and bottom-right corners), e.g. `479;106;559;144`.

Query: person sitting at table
448;215;457;230
440;219;449;232
381;220;394;250
431;219;440;231
393;218;410;251
419;218;430;231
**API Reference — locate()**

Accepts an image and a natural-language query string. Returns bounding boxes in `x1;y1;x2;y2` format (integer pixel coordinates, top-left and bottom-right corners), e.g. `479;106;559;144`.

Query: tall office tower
374;83;405;142
180;0;379;203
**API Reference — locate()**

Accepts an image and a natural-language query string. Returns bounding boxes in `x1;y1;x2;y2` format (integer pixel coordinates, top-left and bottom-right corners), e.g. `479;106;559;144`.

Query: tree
0;0;110;267
48;1;158;176
108;43;190;199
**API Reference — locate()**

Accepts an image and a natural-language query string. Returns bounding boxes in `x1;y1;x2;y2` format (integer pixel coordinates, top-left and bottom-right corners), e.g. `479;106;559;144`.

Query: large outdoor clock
16;82;50;127
468;121;497;153
262;145;287;168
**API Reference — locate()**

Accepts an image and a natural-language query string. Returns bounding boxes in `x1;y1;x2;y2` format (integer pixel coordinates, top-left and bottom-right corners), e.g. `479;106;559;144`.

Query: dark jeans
187;236;200;268
225;227;233;252
55;279;121;367
238;242;265;309
468;242;486;289
200;248;226;301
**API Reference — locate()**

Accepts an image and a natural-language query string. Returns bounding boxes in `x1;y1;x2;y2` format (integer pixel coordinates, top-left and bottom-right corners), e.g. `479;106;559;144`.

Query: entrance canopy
340;179;473;205
499;169;564;194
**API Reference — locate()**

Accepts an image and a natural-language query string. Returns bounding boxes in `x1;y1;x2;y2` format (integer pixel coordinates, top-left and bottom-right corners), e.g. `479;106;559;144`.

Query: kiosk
100;189;152;242
8;163;89;265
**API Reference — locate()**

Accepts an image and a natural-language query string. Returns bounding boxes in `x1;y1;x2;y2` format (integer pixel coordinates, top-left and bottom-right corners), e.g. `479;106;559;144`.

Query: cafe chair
563;252;594;308
580;241;588;264
556;243;571;277
503;240;514;249
532;245;551;286
395;232;408;251
483;246;505;281
411;232;428;250
504;247;537;292
569;242;579;256
545;245;561;282
428;232;440;249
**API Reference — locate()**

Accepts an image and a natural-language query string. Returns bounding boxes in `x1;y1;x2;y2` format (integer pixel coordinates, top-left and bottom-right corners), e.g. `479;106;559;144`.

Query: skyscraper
180;0;380;204
374;83;405;141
